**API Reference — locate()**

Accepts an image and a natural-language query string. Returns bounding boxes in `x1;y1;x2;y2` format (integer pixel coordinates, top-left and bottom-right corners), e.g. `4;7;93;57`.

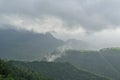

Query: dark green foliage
9;61;111;80
0;59;9;77
0;59;52;80
10;65;51;80
0;59;14;80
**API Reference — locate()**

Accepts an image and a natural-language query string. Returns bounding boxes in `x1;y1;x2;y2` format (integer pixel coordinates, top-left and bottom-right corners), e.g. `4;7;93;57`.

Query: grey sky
0;0;120;48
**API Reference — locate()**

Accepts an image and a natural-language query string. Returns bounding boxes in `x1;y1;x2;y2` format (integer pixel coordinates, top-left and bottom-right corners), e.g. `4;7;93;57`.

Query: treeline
0;59;111;80
55;48;120;80
9;61;111;80
0;59;52;80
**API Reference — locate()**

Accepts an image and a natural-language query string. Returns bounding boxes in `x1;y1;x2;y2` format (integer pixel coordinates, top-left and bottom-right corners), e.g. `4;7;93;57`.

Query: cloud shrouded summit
0;0;120;48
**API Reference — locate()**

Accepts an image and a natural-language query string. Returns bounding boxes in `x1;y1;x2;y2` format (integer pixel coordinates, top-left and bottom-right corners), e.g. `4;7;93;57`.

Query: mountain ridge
0;29;64;61
8;60;111;80
55;49;120;80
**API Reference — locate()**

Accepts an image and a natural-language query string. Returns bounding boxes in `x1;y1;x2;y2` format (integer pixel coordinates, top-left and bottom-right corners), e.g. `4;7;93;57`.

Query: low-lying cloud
1;0;120;31
0;0;120;48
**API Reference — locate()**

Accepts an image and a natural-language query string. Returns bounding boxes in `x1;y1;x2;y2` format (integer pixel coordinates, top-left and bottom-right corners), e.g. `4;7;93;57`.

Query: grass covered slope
56;49;120;80
9;61;111;80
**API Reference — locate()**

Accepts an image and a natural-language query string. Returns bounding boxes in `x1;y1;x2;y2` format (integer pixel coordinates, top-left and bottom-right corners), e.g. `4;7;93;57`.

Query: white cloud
0;14;86;40
1;0;120;48
1;0;120;32
84;27;120;49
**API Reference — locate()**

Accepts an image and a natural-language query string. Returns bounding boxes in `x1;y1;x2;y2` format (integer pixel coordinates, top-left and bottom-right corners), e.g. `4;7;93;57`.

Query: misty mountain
8;61;111;80
0;29;93;61
0;29;64;61
55;48;120;80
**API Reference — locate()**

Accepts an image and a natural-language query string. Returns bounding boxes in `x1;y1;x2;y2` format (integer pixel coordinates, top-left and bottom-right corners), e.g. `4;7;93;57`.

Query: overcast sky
0;0;120;48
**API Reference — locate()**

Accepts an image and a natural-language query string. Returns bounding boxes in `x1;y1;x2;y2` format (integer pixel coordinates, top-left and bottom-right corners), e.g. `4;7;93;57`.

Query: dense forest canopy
0;59;112;80
0;59;52;80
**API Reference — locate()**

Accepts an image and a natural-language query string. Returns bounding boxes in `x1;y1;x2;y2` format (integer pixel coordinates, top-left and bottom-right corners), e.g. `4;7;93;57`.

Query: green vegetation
0;59;14;80
56;49;120;80
100;47;120;51
0;59;52;80
1;48;117;80
9;61;111;80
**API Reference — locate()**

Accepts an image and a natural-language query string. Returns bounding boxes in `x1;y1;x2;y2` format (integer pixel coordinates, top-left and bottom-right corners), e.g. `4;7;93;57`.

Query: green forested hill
8;61;111;80
0;59;52;80
56;48;120;80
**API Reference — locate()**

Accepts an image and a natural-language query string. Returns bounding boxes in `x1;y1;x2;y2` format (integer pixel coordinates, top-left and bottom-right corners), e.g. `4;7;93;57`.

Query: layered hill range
53;48;120;80
0;29;91;61
1;29;120;80
8;60;111;80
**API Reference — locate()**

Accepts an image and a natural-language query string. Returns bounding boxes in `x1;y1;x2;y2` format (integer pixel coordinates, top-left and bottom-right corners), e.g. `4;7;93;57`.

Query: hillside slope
56;49;120;80
9;61;111;80
0;29;64;61
0;59;52;80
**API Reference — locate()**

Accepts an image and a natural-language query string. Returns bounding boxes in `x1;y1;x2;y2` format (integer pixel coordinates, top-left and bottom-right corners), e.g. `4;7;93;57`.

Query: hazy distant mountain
55;48;120;80
0;29;64;61
9;61;111;80
0;29;95;61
